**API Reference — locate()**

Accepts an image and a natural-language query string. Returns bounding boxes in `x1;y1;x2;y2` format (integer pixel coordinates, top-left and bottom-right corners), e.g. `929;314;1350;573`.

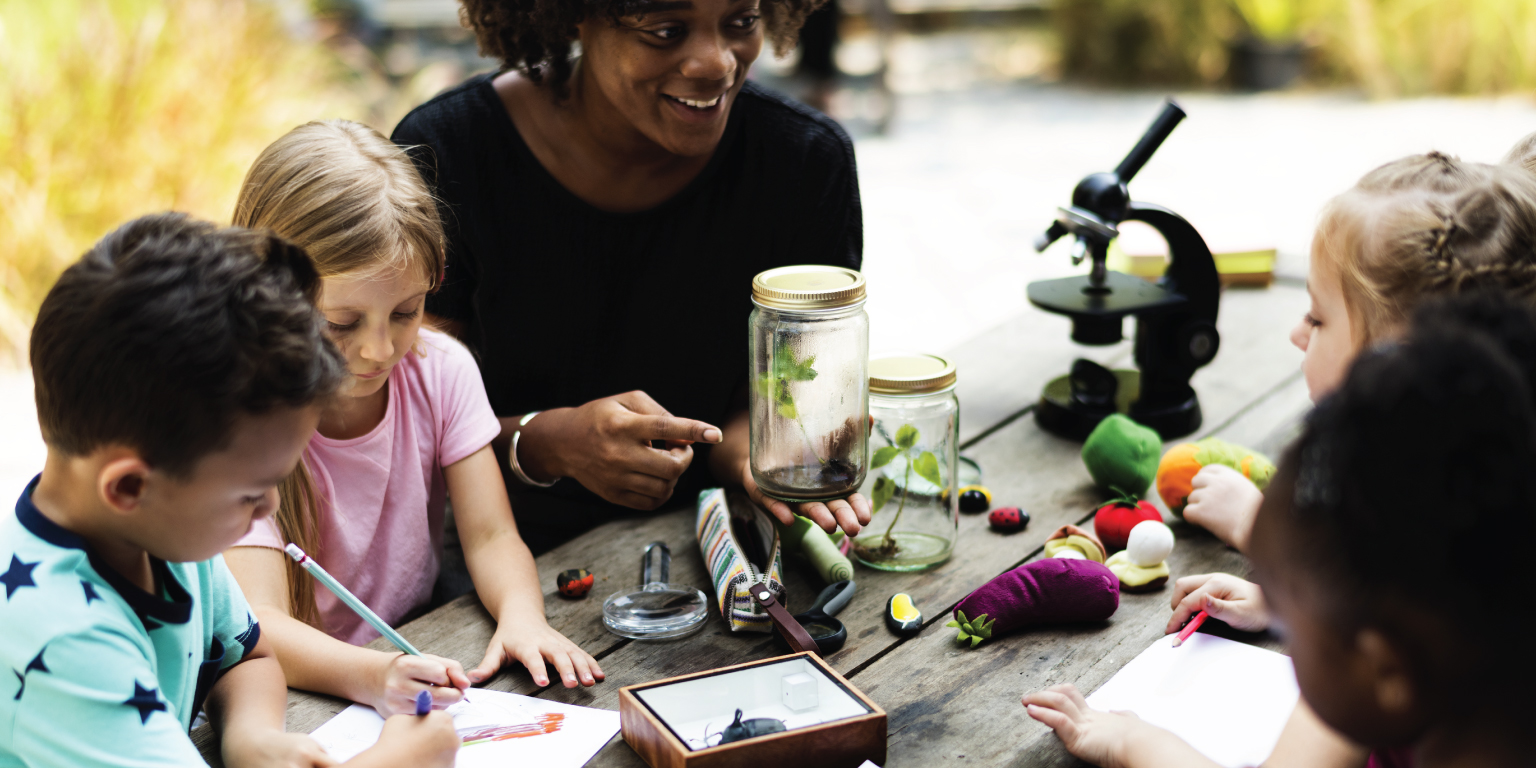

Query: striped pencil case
696;488;787;634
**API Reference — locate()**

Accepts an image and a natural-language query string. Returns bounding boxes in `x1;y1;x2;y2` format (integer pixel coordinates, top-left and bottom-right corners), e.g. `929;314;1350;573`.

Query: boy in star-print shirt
0;214;458;768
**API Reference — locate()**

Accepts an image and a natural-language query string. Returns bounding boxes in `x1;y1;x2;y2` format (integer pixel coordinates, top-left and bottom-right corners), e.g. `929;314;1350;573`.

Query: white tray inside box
632;656;874;751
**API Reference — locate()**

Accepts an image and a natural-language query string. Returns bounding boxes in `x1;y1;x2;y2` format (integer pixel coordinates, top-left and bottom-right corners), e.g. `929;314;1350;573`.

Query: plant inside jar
854;424;941;559
756;338;862;498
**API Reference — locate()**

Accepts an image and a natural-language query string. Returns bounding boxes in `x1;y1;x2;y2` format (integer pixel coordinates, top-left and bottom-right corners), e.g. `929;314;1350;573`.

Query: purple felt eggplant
951;558;1120;644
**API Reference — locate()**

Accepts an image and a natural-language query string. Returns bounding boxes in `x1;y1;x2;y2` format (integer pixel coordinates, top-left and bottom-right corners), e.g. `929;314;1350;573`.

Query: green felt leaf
973;614;995;638
913;451;941;488
945;619;961;629
969;635;983;648
895;424;919;449
955;610;969;624
871;476;895;513
871;446;900;469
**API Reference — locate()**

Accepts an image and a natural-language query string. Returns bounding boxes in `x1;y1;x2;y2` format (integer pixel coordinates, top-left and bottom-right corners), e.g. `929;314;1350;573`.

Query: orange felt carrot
1155;438;1275;516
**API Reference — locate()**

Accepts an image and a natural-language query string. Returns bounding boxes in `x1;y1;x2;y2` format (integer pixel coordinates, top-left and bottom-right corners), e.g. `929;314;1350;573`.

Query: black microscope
1028;100;1221;440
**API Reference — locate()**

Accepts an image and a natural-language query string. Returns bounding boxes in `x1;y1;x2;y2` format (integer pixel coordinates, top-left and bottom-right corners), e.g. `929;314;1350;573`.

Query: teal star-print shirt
1;479;261;766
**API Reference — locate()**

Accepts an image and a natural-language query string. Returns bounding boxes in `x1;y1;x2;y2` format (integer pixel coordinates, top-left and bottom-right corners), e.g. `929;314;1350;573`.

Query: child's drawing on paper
459;713;566;746
309;688;619;767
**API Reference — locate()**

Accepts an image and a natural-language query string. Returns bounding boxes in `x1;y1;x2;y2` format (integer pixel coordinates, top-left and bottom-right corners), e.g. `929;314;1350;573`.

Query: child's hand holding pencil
285;544;475;716
1165;573;1270;636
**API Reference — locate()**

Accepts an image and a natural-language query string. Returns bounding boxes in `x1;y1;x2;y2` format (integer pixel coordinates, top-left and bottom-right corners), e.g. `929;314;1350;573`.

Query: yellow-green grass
0;0;364;361
1055;0;1536;95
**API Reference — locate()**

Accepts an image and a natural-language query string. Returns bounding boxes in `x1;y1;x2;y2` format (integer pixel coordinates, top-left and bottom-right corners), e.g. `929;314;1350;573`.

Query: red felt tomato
1093;500;1163;552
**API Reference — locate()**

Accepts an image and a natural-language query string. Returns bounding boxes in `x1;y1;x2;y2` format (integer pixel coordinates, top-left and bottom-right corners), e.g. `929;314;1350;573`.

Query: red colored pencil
1173;609;1209;647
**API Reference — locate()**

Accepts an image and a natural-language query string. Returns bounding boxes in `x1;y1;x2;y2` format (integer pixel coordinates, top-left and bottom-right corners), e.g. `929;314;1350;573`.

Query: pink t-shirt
237;328;500;644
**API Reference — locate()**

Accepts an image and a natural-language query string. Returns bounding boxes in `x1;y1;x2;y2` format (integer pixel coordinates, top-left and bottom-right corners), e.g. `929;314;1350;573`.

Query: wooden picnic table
194;281;1309;767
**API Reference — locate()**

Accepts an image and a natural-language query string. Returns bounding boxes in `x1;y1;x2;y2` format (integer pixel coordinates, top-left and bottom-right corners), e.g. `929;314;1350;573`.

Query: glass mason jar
852;354;959;572
749;265;870;503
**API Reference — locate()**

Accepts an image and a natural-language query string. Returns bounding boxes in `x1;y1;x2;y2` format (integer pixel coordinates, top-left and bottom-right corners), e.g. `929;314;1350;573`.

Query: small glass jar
852;354;959;572
749;265;869;503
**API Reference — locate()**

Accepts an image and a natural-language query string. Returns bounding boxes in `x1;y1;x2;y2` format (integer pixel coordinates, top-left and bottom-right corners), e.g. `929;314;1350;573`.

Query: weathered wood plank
948;310;1132;445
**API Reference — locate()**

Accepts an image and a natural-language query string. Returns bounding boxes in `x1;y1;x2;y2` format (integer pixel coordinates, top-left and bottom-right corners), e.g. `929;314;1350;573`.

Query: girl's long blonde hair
233;119;445;627
1314;146;1536;346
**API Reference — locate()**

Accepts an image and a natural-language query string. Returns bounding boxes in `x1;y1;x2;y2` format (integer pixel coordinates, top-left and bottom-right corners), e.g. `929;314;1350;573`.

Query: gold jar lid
751;265;866;311
870;353;957;395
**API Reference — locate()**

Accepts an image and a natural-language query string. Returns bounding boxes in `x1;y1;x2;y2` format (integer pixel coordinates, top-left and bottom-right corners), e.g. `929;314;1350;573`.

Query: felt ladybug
1093;496;1163;552
988;506;1029;533
958;485;993;513
556;568;594;598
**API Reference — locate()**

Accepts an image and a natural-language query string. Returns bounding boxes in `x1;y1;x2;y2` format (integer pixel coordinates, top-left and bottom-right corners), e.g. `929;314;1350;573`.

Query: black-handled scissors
793;580;855;654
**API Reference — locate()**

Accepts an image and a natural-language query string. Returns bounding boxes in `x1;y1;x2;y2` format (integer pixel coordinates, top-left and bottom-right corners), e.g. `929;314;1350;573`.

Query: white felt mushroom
1125;520;1175;567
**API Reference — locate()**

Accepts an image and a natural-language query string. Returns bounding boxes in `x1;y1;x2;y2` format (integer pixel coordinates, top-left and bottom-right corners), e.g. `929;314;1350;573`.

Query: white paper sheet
1085;633;1299;768
309;688;620;768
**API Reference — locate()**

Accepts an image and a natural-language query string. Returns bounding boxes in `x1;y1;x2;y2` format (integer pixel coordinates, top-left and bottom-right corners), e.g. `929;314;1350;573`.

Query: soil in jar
756;459;862;501
756;416;866;500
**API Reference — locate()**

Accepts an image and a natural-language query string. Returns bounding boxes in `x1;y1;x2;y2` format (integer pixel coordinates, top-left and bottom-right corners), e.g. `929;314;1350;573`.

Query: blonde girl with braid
224;120;602;720
1023;143;1536;768
1186;149;1536;553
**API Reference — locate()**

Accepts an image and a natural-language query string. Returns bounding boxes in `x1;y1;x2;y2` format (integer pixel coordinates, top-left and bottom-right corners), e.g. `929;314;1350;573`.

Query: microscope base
1035;369;1202;441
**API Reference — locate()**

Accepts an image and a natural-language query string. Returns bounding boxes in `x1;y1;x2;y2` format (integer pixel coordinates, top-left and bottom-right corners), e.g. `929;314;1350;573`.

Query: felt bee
556;568;594;598
957;485;993;513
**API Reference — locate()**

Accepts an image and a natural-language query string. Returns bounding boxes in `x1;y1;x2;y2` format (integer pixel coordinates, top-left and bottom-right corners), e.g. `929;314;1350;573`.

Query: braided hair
1314;151;1536;344
1270;290;1536;729
458;0;827;96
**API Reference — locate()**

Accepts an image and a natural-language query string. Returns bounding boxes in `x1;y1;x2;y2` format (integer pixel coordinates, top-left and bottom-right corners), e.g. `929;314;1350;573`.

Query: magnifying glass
793;580;856;654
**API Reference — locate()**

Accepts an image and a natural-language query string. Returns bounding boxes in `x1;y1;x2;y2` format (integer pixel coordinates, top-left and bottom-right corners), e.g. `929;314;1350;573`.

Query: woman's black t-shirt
392;73;863;551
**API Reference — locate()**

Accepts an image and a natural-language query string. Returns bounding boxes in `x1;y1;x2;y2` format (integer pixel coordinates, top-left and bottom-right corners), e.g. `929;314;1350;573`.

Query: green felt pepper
1081;414;1163;496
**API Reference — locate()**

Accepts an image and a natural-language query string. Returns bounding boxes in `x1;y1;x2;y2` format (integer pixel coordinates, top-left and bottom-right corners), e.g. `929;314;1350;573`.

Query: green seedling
861;424;941;557
757;337;825;463
946;610;995;648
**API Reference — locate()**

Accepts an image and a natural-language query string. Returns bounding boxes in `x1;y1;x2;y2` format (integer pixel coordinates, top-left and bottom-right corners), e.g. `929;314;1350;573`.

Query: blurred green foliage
0;0;363;360
1054;0;1241;86
1055;0;1536;95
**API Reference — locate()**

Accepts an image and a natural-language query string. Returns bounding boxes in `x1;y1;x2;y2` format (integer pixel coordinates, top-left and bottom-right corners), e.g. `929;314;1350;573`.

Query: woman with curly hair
392;0;869;554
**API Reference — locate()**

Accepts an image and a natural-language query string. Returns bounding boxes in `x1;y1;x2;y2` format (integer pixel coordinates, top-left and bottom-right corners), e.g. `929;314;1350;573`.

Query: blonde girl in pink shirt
225;120;601;717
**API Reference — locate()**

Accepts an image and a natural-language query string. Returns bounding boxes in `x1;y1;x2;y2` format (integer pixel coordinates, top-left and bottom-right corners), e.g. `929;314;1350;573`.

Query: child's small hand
373;654;470;716
1182;464;1264;551
368;711;459;768
1166;573;1269;635
224;731;338;768
1023;684;1149;768
471;618;604;689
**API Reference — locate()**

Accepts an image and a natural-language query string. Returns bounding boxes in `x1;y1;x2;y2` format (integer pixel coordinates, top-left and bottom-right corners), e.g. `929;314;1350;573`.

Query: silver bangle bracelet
509;411;558;488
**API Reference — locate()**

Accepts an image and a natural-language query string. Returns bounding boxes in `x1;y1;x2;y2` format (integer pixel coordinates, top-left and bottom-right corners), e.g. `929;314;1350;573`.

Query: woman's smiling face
578;0;764;157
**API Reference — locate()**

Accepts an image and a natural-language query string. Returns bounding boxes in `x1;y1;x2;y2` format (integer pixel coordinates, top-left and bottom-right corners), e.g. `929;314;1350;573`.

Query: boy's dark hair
30;212;347;477
1275;289;1536;712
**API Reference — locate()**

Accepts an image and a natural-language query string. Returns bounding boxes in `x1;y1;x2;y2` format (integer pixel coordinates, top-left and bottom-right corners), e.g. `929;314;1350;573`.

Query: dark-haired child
0;213;459;767
1024;294;1536;768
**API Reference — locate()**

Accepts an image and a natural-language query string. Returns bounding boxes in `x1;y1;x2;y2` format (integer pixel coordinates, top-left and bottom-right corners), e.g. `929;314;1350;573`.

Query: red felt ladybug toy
1093;496;1163;552
556;568;594;598
988;506;1029;533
